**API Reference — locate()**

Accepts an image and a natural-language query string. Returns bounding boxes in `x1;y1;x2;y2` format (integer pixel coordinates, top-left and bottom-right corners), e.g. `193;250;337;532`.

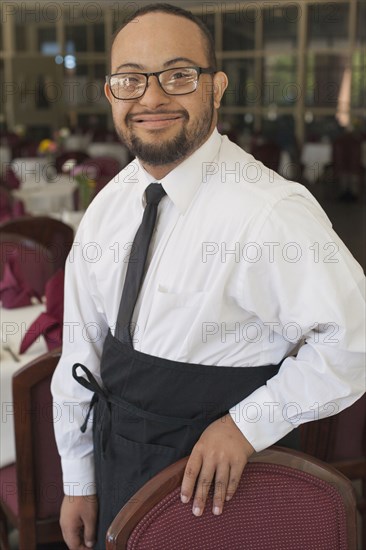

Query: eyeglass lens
109;67;199;99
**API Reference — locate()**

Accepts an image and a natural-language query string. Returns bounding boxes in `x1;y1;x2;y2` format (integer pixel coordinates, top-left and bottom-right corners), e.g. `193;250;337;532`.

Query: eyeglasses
106;66;215;100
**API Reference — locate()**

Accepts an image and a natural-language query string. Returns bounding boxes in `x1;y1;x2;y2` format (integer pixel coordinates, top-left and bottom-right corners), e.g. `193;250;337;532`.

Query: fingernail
213;506;221;515
193;506;202;516
181;494;189;503
86;542;94;548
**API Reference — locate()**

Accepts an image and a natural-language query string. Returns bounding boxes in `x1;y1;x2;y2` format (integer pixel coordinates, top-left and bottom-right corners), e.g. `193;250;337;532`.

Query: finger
192;463;216;517
212;464;230;515
180;451;203;504
83;520;96;549
62;523;86;550
225;460;246;502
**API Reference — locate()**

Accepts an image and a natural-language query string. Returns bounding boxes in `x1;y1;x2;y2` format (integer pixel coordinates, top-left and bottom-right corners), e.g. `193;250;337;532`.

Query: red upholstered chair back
0;216;74;271
300;395;366;542
106;447;357;550
81;156;121;179
332;133;363;176
0;232;56;296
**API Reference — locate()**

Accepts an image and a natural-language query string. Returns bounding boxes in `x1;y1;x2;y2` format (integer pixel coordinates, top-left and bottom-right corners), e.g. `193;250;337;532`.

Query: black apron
73;327;298;547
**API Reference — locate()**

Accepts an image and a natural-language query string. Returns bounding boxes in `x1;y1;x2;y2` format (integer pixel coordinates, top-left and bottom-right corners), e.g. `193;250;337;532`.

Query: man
52;4;365;549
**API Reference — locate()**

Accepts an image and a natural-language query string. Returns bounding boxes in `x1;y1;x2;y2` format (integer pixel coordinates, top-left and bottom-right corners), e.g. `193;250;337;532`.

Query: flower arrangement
38;139;58;156
71;165;97;210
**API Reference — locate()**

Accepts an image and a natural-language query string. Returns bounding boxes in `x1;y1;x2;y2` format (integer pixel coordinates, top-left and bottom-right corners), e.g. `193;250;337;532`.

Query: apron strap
72;362;212;428
72;363;108;397
72;363;110;440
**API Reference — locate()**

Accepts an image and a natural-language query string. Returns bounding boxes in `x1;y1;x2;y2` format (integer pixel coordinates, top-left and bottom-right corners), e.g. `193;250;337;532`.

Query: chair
0;232;56;297
332;133;365;199
0;216;74;271
0;187;26;223
300;394;366;543
251;142;281;172
87;142;130;167
2;166;21;190
91;128;120;143
106;447;357;550
77;157;122;196
0;349;65;550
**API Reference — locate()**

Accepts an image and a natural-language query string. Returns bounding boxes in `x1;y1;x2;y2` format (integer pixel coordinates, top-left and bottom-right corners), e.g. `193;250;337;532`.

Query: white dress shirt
51;129;366;495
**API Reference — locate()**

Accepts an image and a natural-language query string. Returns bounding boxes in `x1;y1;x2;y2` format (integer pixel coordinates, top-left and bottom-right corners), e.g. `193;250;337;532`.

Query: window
93;23;105;52
356;1;366;46
306;53;348;107
222;59;256;107
308;3;349;49
66;25;88;53
262;55;298;106
37;27;58;55
263;5;298;50
223;11;255;51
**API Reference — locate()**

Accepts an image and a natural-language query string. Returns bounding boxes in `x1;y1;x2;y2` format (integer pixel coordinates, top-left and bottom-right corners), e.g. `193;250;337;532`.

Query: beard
114;95;215;166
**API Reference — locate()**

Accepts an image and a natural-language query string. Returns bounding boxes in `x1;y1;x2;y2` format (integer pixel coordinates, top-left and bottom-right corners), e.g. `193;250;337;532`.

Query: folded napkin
19;269;64;353
12;199;26;218
5;167;21;190
0;255;40;308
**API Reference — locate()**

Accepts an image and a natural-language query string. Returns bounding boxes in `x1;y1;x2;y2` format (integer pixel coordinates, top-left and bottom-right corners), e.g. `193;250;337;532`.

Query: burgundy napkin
0;255;39;308
12;199;26;218
4;167;21;190
0;199;26;223
19;270;64;353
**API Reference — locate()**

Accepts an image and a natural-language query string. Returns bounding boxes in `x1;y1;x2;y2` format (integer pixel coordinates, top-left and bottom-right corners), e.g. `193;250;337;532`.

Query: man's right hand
60;494;98;549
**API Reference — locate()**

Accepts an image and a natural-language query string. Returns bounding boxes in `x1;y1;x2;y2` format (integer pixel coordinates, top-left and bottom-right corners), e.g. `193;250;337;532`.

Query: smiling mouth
132;115;183;124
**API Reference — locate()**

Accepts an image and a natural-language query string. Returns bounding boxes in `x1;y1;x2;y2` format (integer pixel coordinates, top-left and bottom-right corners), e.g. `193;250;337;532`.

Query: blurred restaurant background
0;0;365;265
0;1;365;548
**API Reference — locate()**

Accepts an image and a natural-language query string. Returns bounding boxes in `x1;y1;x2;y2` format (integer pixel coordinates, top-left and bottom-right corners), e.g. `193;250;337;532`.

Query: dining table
12;174;77;215
0;302;47;468
301;142;332;184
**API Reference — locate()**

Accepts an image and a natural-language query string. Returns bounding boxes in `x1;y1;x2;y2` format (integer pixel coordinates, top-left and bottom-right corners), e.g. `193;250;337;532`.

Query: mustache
126;110;189;122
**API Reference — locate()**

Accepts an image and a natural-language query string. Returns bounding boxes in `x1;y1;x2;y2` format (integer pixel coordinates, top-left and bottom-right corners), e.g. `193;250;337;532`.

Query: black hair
111;3;217;70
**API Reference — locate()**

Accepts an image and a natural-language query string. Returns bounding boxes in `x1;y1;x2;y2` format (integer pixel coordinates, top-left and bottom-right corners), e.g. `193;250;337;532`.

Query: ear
104;82;113;105
213;71;229;109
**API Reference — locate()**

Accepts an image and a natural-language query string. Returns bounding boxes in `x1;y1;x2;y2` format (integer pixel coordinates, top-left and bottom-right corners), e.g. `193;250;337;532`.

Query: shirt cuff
229;385;295;452
61;455;95;496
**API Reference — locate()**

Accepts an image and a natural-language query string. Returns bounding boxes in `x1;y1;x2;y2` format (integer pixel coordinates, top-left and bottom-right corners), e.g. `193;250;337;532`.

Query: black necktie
116;183;166;345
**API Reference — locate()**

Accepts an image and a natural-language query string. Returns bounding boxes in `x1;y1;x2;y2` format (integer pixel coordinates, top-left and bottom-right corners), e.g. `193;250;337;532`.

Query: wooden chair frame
0;349;64;550
106;446;357;550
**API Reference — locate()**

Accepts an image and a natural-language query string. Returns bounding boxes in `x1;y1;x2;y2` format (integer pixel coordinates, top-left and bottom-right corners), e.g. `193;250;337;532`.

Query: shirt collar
136;128;222;215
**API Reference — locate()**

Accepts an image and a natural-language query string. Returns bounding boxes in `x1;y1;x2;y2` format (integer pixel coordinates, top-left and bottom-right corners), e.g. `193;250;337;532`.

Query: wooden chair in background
106;447;357;550
0;216;74;272
300;394;366;543
0;349;65;550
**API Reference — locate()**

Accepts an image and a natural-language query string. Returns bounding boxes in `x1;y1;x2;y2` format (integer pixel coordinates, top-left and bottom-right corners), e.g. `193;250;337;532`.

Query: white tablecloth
13;175;77;214
0;303;47;467
301;143;332;184
11;157;56;188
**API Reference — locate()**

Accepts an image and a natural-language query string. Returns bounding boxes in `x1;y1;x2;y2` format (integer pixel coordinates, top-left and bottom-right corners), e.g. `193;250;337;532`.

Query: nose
138;75;170;109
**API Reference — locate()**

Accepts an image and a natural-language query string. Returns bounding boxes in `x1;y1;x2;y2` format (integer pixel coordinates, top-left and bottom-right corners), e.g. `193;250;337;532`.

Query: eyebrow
114;57;200;73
